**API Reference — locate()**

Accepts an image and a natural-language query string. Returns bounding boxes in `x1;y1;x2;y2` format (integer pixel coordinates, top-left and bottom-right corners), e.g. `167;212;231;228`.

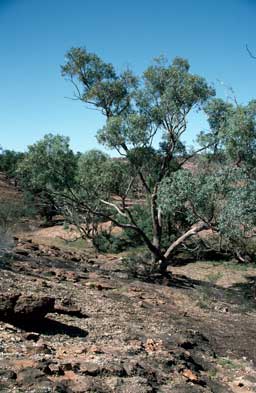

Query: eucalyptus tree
16;134;77;221
61;49;217;273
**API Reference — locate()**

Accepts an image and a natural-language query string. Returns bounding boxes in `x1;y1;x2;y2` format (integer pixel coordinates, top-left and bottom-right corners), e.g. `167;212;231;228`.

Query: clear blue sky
0;0;255;154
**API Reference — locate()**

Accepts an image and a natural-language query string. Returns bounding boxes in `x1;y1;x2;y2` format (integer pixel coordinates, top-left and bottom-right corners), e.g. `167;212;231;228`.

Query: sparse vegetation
217;357;240;370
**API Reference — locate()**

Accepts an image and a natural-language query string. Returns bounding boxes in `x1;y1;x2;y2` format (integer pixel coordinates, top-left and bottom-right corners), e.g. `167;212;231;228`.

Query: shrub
122;252;159;278
92;231;131;253
0;199;36;235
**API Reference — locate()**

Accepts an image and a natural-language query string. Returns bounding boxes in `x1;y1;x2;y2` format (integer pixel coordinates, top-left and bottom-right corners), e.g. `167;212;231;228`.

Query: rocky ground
0;235;256;393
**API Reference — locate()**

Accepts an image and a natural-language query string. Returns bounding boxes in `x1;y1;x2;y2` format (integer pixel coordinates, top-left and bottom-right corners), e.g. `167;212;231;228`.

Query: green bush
92;231;132;253
119;204;180;252
93;205;180;254
117;204;152;248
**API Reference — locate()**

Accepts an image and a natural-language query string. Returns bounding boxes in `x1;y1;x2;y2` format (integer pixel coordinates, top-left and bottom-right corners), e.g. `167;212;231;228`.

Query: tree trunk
151;185;162;255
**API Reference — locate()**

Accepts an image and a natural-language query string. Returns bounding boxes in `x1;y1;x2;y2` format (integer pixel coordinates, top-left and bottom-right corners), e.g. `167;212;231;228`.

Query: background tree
0;149;24;182
199;98;256;171
16;134;77;222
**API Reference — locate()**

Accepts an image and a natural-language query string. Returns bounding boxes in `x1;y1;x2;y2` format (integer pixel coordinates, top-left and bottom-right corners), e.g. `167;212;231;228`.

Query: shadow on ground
14;317;88;338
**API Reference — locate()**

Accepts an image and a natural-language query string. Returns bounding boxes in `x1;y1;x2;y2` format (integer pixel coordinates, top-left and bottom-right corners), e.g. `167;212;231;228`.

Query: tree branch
164;221;208;260
100;199;127;217
246;44;256;59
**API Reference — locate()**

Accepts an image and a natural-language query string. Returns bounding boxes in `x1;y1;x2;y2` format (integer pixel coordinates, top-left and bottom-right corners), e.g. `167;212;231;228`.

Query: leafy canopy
62;49;215;162
17;133;77;193
199;98;256;171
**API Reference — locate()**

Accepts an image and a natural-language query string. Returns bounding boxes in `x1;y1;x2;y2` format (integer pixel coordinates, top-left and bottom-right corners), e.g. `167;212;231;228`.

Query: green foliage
198;99;233;152
16;134;77;220
61;47;138;117
92;206;153;253
92;206;152;253
219;176;256;237
92;231;131;253
0;149;24;178
17;133;77;192
224;101;256;169
119;204;153;243
141;55;215;119
200;98;256;170
159;167;256;261
96;56;215;155
159;169;221;225
77;150;132;200
92;204;178;255
62;49;214;159
65;151;135;237
77;150;109;199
